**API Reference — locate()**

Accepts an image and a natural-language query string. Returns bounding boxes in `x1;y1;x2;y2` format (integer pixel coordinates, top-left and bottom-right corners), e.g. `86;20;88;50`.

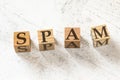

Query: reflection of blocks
64;27;80;48
14;31;31;52
91;25;110;47
38;29;55;51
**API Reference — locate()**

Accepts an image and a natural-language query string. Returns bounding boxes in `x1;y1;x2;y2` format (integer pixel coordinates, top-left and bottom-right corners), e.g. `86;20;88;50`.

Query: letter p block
91;25;110;47
38;29;55;51
14;31;31;52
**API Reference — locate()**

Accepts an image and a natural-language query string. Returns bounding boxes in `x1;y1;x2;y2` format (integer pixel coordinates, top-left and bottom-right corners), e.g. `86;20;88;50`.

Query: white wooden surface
0;0;120;80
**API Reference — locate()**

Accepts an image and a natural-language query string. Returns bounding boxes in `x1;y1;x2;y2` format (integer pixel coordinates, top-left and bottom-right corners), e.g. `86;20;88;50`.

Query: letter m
93;26;109;39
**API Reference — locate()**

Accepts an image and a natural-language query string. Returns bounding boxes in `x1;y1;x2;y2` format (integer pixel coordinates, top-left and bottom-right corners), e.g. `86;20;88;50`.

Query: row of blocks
14;24;110;52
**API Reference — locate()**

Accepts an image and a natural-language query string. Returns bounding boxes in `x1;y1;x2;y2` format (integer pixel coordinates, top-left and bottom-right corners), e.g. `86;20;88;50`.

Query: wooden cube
91;24;110;47
38;29;55;51
64;27;80;48
14;31;31;52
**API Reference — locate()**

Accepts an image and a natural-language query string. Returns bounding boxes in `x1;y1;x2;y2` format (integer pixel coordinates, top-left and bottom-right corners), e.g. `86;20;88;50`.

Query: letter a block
65;27;80;48
38;29;55;51
14;31;31;52
91;25;110;47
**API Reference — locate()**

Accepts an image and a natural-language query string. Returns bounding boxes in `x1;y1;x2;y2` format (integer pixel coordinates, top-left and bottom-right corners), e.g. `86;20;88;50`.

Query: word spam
14;24;110;52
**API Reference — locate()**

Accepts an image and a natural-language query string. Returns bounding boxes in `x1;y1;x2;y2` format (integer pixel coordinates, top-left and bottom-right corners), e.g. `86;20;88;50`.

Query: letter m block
14;31;31;52
91;25;110;47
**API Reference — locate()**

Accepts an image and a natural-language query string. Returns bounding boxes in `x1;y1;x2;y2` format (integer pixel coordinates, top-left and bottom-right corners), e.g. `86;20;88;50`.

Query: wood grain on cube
14;31;31;52
64;27;80;48
91;24;110;47
38;29;55;51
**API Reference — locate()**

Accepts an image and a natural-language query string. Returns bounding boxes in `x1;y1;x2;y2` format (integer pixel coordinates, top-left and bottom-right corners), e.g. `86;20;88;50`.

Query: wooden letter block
14;31;31;52
91;24;110;47
64;27;80;48
38;29;55;51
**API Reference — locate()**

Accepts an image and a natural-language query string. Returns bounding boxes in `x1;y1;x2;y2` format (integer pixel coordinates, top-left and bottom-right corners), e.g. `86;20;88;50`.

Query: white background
0;0;120;80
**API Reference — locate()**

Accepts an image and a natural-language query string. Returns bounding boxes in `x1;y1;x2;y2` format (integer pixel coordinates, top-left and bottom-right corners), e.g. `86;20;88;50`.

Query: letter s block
14;31;31;52
65;27;80;48
91;25;110;47
38;29;55;51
